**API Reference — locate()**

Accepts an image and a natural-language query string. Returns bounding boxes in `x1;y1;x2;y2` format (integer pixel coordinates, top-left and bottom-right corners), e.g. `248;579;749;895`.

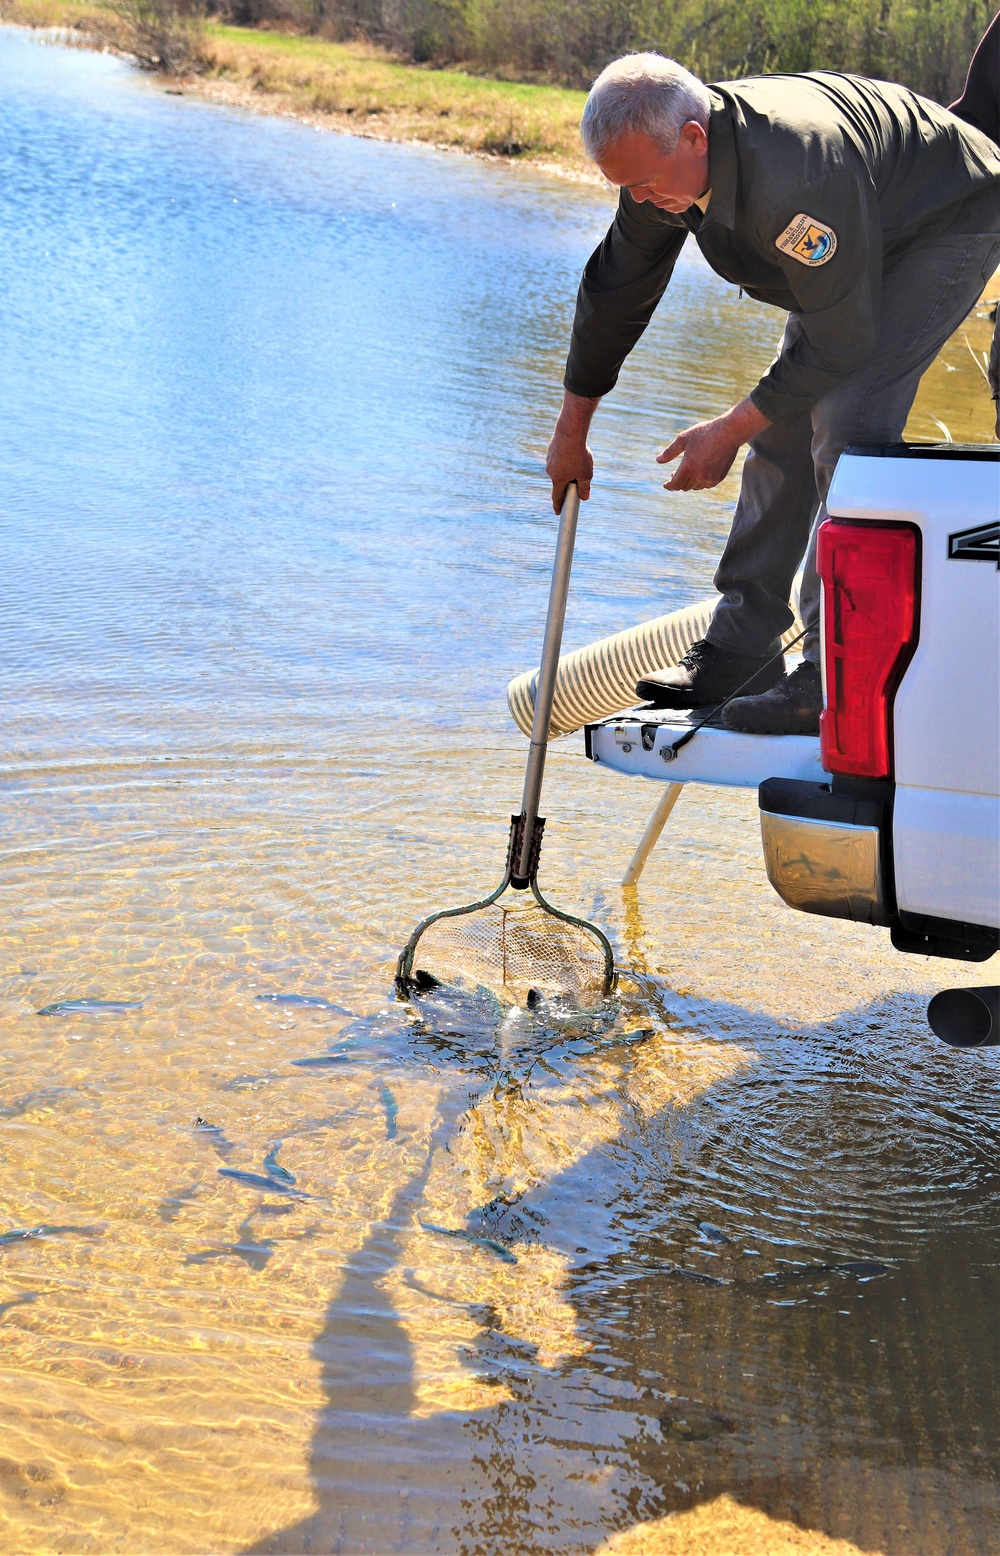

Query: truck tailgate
585;711;824;788
828;446;999;929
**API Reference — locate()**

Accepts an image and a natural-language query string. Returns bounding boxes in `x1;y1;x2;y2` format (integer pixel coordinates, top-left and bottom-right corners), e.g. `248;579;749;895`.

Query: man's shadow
249;979;1000;1556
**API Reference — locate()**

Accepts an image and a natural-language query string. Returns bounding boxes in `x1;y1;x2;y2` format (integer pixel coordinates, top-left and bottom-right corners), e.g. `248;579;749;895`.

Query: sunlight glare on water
0;26;998;1555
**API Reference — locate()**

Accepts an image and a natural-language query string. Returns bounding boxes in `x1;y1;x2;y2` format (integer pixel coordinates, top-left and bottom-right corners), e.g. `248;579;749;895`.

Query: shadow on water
249;971;1000;1556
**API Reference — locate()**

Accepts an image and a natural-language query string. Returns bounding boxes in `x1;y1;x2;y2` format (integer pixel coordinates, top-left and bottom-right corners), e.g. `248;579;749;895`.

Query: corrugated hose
507;578;804;739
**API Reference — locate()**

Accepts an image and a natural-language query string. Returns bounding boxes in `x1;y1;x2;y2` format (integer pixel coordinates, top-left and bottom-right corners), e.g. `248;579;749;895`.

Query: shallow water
0;26;998;1555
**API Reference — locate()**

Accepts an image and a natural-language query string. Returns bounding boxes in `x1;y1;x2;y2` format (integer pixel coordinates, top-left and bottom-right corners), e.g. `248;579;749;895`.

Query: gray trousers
707;222;1000;664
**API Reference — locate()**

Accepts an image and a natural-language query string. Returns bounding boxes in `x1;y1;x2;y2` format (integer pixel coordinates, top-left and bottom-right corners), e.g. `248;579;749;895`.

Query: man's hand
546;390;600;512
657;398;771;491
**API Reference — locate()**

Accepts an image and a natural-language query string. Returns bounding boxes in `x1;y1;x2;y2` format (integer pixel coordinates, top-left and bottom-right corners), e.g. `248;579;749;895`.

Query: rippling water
1;26;998;1555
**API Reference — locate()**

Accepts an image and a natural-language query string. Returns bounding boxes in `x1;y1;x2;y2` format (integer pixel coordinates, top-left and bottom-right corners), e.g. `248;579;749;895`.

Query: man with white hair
546;54;1000;733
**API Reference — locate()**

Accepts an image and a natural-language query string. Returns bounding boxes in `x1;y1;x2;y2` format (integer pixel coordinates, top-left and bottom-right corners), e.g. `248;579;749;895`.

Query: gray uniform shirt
564;72;1000;424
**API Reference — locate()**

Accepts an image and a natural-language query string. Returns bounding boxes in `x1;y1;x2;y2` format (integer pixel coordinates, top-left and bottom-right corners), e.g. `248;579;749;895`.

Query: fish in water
222;1073;277;1092
37;998;143;1017
0;1088;68;1121
186;1235;276;1272
186;1213;288;1269
417;1218;518;1265
158;1183;201;1223
255;993;351;1014
262;1144;295;1184
194;1117;236;1160
217;1168;309;1199
291;1054;352;1068
0;1293;39;1318
758;1260;890;1289
523;989;626;1032
0;1224;101;1247
516;990;645;1050
663;1264;727;1287
660;1407;734;1442
406;980;507;1044
698;1222;732;1247
574;1025;655;1056
376;1080;398;1140
408;970;441;991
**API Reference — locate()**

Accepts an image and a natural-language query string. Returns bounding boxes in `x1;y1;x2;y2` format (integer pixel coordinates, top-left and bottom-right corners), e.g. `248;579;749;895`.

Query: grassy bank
201;24;589;168
4;0;994;172
0;1;592;171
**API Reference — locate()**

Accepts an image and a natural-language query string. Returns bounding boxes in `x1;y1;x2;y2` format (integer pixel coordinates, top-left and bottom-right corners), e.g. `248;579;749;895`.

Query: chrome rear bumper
758;779;890;927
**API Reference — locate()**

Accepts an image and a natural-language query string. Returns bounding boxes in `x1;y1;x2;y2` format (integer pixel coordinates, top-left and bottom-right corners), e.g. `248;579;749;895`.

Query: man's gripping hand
657;399;771;491
546;390;600;513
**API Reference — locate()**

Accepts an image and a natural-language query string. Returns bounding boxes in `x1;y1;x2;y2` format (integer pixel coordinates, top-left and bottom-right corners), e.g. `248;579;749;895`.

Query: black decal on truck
948;521;999;567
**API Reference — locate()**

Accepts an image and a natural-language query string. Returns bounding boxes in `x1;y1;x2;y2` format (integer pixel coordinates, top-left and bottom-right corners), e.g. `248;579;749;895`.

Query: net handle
513;482;580;886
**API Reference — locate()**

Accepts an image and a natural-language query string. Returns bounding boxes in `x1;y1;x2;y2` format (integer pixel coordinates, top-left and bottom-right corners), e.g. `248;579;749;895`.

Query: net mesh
408;890;611;1006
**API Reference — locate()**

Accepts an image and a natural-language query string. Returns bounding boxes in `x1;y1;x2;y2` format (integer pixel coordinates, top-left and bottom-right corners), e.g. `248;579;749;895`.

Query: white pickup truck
584;444;999;1046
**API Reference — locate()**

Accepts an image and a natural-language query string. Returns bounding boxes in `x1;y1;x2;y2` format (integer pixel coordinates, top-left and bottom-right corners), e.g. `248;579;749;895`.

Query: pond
0;25;997;1555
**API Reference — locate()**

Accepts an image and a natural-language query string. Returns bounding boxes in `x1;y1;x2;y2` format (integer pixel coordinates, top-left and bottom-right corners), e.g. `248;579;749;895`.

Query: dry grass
0;1;592;173
199;25;590;172
0;0;119;32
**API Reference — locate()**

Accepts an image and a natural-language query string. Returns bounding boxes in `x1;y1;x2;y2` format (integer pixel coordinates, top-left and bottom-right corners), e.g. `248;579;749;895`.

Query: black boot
635;637;785;711
719;660;822;735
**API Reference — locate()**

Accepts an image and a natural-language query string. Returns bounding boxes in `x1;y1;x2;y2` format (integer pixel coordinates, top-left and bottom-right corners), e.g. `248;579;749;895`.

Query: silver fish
37;998;143;1017
262;1144;295;1184
0;1224;101;1247
0;1293;38;1318
758;1260;890;1289
194;1117;236;1160
664;1264;726;1287
376;1081;398;1140
417;1219;517;1265
255;993;351;1013
218;1168;308;1199
0;1088;68;1120
158;1184;200;1223
222;1073;277;1092
186;1238;276;1272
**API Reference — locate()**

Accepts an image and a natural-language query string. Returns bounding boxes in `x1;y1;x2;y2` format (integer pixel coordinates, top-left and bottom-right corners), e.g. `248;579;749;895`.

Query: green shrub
211;0;996;103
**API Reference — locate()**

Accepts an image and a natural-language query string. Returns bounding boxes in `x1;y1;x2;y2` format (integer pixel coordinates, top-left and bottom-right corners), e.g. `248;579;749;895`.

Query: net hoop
395;825;616;1004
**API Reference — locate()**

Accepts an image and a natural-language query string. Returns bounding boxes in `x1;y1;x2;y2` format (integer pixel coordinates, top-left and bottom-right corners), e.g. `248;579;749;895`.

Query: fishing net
396;484;616;1012
397;816;615;1008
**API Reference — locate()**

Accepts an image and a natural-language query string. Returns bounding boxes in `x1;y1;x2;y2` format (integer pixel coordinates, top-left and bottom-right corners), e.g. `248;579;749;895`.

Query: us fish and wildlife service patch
775;214;838;266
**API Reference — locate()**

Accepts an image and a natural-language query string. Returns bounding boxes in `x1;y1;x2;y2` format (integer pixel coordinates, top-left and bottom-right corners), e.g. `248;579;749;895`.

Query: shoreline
185;68;603;186
0;6;603;183
2;7;995;418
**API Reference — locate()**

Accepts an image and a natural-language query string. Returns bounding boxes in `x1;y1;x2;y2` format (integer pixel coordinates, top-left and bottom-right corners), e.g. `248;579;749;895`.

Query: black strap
660;628;808;763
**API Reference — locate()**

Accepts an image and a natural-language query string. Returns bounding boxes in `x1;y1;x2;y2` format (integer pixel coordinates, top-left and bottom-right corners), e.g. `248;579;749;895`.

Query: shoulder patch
775;213;838;266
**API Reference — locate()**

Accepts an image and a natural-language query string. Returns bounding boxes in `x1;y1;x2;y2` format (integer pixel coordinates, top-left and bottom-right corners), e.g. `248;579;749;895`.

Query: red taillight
818;520;919;779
